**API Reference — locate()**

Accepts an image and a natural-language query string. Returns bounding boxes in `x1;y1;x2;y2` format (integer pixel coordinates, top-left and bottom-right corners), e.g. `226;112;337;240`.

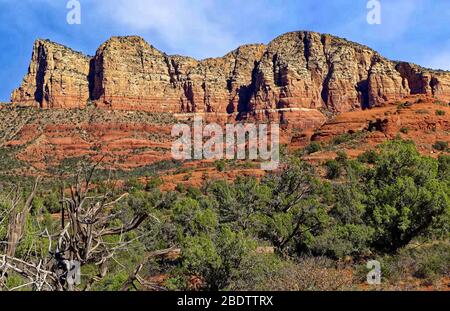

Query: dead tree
0;255;61;291
0;177;58;291
4;177;41;257
1;163;158;291
54;164;149;289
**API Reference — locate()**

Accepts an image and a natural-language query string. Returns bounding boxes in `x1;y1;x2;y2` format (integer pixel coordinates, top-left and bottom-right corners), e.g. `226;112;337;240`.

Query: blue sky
0;0;449;101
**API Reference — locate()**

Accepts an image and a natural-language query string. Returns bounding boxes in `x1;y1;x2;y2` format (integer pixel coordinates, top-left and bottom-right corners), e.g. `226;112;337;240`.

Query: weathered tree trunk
5;178;41;257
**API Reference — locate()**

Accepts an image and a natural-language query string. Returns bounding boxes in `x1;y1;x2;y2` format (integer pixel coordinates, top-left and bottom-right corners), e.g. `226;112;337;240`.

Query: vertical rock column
12;39;91;109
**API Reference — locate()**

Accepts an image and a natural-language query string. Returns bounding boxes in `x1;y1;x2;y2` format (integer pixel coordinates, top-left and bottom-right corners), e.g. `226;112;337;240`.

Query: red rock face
293;95;449;168
89;36;266;114
12;40;91;109
6;121;173;171
249;32;374;112
396;62;450;102
11;31;450;121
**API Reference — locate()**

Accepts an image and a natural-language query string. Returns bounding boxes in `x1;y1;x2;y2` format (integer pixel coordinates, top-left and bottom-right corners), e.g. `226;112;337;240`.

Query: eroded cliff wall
11;31;450;117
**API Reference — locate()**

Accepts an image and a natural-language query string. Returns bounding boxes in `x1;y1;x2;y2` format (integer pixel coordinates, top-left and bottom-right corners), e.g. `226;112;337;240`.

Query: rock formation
12;39;91;109
90;36;265;114
11;31;450;118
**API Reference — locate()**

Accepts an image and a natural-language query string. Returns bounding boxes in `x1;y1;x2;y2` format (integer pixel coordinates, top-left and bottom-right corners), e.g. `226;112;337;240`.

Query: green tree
206;177;271;230
311;180;374;259
305;142;321;154
325;160;341;179
438;155;450;185
256;160;329;254
180;226;255;290
172;197;218;237
363;140;450;253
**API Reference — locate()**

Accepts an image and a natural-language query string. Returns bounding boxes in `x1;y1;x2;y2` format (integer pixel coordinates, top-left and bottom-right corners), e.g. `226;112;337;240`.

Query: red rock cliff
11;31;450;115
12;39;91;109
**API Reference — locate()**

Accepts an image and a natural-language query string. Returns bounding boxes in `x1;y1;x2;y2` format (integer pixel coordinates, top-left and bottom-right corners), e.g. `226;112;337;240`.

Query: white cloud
96;0;241;59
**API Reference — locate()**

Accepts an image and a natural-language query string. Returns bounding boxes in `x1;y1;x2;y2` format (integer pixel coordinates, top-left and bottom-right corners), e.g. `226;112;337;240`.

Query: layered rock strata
12;32;450;119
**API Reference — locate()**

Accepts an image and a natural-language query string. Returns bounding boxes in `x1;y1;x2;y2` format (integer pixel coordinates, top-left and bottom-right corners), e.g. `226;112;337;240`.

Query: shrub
258;162;329;254
175;183;186;193
400;127;409;134
206;177;271;230
414;245;450;280
305;142;321;154
214;160;226;172
326;160;341;179
438;155;450;182
172;197;218;236
93;270;129;291
336;151;348;162
4;272;31;291
363;140;450;253
231;255;354;291
145;177;164;190
435;110;445;116
415;109;429;114
325;152;354;180
357;150;380;164
332;133;352;145
124;178;144;192
180;226;255;290
433;141;448;151
433;100;447;107
42;190;62;214
31;196;44;214
183;173;192;181
380;242;450;284
186;186;202;199
311;224;374;259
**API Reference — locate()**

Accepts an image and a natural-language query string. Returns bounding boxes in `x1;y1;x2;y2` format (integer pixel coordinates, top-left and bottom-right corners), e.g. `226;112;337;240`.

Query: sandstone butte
4;31;450;181
11;31;450;125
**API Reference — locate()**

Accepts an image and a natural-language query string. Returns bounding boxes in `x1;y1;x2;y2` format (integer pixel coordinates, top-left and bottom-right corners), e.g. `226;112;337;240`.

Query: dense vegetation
0;139;449;291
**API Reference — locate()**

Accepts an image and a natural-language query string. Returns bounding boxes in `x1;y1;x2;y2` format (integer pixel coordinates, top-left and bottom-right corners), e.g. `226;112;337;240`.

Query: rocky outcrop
396;62;450;102
250;32;374;113
11;31;450;117
91;36;265;114
12;40;91;109
308;96;450;161
367;56;410;107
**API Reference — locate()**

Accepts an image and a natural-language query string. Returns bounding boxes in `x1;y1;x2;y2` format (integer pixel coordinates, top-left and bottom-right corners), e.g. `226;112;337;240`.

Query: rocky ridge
11;31;450;121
